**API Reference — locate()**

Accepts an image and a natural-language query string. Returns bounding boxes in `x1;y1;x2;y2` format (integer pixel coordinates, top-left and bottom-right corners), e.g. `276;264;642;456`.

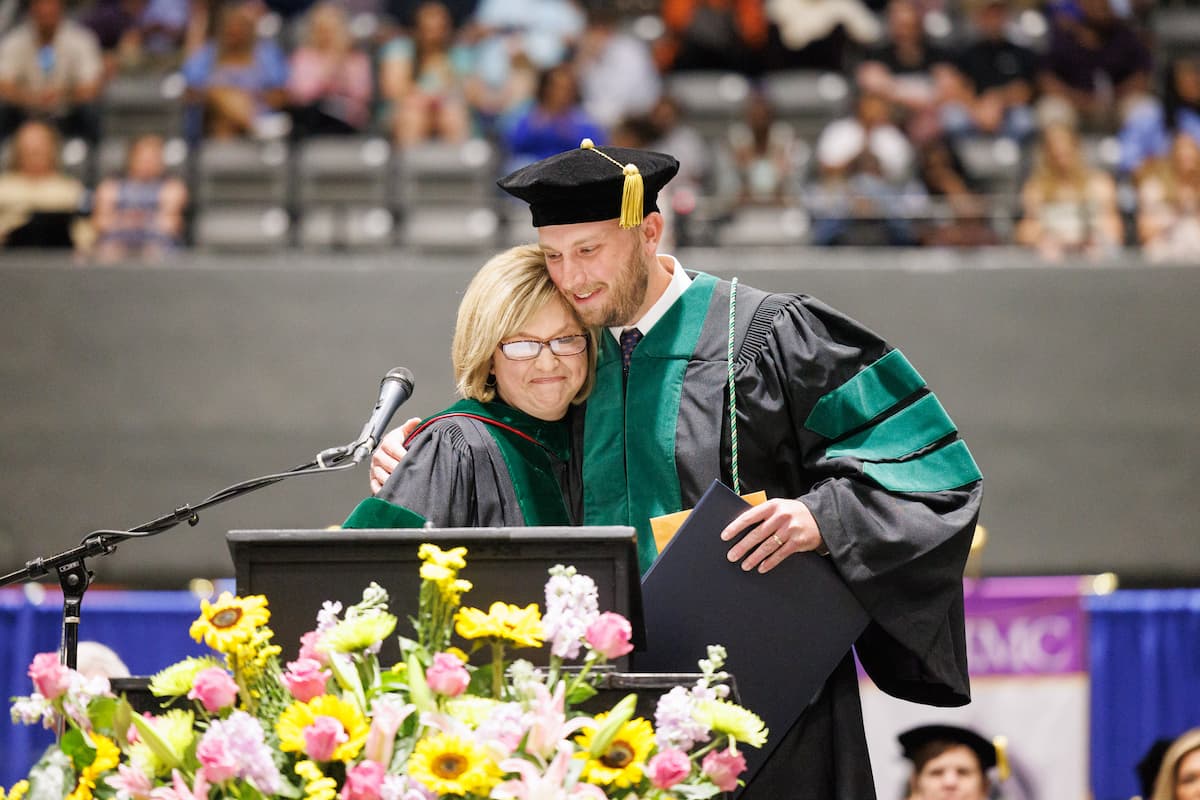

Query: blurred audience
462;0;584;133
856;0;955;146
1136;132;1200;263
502;63;603;169
182;0;289;140
378;0;471;146
916;137;998;247
939;0;1038;143
654;0;769;75
1120;56;1200;176
1016;123;1123;261
575;8;660;131
713;92;804;207
0;0;104;143
646;94;711;192
286;2;372;138
91;133;188;263
810;90;924;246
1149;728;1200;800
1038;0;1152;131
765;0;881;72
80;0;191;76
0;120;87;249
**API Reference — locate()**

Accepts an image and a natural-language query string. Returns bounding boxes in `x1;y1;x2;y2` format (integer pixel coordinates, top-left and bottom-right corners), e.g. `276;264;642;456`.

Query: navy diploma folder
632;480;871;786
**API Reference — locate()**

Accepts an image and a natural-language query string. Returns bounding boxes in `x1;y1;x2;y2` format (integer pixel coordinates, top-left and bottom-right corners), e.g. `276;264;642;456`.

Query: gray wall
2;251;1198;587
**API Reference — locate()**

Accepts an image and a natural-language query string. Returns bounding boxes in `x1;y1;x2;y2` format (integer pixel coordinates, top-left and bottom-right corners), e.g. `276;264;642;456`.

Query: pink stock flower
425;652;469;697
649;748;692;789
283;658;330;702
701;747;747;792
299;630;328;665
584;612;634;660
305;715;349;761
28;652;72;700
196;733;239;782
187;667;238;713
342;760;386;800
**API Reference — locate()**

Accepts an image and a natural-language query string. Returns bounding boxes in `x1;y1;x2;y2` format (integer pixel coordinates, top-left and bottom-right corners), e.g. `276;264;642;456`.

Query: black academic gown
375;403;582;528
584;273;982;799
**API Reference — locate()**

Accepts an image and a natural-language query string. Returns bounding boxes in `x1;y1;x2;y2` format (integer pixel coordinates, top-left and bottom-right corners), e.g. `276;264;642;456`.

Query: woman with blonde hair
1015;122;1124;261
344;244;596;529
1150;728;1200;800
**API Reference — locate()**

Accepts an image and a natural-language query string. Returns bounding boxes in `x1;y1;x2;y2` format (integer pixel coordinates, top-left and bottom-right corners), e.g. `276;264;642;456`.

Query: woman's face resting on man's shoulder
491;296;588;421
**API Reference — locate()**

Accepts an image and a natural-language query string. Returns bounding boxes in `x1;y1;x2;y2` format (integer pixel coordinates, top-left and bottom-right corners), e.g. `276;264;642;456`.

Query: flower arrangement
6;544;767;800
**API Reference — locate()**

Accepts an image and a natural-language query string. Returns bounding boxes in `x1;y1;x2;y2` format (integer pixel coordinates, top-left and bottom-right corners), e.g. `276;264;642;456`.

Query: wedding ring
771;533;784;548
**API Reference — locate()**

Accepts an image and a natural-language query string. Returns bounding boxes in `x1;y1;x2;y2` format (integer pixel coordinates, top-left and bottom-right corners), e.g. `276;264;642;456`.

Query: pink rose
341;760;386;800
649;749;692;789
701;747;747;792
196;735;239;782
305;715;348;761
299;630;328;665
425;652;470;697
585;612;634;659
283;658;330;702
187;667;238;713
29;652;72;700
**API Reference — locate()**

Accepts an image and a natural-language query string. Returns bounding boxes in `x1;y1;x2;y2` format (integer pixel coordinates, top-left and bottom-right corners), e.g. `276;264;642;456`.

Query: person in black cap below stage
899;724;1008;800
372;139;983;798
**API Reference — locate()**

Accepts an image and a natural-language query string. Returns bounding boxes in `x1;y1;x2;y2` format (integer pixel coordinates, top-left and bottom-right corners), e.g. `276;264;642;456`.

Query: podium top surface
227;526;636;545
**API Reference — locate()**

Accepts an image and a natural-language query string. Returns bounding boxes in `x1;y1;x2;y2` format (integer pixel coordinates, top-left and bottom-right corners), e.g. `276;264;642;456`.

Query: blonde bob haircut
452;243;597;405
1150;728;1200;800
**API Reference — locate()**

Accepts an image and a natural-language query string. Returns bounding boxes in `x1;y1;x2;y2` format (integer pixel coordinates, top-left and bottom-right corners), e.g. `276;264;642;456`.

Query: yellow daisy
65;734;120;800
2;781;29;800
455;602;544;649
295;761;338;800
575;714;656;789
693;699;768;748
418;544;468;570
189;592;270;653
408;732;501;796
277;694;370;762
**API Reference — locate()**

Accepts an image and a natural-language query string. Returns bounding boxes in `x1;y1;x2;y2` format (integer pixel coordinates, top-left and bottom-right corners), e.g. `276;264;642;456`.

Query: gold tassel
993;735;1010;781
580;138;644;228
620;163;643;229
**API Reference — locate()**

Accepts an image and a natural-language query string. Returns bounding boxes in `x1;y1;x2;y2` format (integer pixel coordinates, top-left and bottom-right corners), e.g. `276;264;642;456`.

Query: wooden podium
226;526;643;667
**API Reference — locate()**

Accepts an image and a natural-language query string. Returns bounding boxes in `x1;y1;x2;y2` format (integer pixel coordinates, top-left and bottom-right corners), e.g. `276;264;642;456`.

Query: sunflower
189;592;270;653
455;602;544;649
693;699;768;748
65;734;120;800
408;732;501;796
575;714;656;789
277;694;369;762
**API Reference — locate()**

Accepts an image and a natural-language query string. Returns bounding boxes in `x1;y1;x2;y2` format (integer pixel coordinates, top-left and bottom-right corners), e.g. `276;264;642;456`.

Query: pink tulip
649;748;692;789
187;667;239;712
425;652;470;697
283;658;330;702
584;613;634;659
28;652;72;700
304;715;348;762
341;760;386;800
701;747;747;792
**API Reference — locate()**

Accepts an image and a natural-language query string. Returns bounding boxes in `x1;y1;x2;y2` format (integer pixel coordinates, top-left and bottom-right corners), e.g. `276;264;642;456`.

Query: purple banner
962;577;1088;676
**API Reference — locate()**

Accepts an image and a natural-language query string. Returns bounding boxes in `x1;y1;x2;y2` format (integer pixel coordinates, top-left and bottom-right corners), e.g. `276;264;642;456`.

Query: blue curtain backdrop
1;590;208;786
1088;589;1200;800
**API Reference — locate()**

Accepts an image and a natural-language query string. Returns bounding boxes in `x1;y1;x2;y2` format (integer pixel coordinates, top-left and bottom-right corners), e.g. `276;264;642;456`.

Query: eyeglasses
498;334;588;361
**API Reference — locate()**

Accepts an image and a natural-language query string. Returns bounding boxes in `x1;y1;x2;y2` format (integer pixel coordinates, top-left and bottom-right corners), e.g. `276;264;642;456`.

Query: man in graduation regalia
494;140;985;799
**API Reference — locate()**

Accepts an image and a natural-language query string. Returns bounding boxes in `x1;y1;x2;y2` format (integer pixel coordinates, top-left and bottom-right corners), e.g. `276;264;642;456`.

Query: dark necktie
619;328;643;377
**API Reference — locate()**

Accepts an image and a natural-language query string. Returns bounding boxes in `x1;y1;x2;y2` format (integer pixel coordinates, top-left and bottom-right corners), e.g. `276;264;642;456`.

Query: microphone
351;367;415;465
